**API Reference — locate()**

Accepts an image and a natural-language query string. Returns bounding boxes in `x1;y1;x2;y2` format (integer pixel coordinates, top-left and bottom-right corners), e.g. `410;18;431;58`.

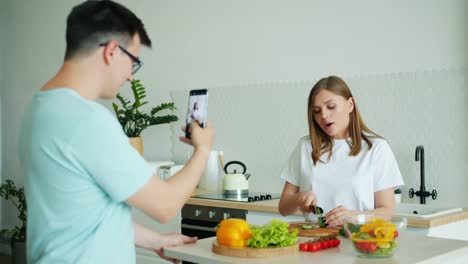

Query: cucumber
318;216;328;228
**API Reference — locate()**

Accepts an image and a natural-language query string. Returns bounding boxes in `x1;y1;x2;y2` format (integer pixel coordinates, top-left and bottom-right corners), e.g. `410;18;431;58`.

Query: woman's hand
296;191;317;213
324;205;355;227
153;233;197;264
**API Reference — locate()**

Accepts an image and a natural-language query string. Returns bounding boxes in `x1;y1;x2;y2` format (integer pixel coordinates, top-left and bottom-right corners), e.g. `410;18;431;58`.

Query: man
18;1;214;263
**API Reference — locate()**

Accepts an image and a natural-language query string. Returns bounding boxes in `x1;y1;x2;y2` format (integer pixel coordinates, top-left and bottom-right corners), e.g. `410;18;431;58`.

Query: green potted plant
112;79;178;155
0;179;26;264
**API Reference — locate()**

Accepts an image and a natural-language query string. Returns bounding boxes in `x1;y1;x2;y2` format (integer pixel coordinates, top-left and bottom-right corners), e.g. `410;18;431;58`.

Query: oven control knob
260;195;266;200
223;212;230;219
209;211;216;219
248;197;254;202
195;209;202;217
266;194;272;200
254;196;260;201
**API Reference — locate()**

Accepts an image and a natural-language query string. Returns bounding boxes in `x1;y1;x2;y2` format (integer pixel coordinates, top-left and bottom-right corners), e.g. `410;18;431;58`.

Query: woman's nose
321;109;329;119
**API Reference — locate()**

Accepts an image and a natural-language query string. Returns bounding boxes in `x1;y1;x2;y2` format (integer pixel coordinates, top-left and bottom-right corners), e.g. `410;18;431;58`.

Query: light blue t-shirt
19;89;153;263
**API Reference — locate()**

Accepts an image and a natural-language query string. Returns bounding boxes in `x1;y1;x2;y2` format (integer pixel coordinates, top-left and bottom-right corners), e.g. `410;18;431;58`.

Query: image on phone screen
185;89;208;139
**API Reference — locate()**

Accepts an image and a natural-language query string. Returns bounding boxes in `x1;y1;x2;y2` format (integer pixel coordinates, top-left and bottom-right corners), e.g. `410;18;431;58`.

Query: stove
191;192;281;203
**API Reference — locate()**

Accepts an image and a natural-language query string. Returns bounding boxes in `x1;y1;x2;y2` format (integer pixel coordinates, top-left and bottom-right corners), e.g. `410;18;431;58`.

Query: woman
187;102;200;123
278;76;403;227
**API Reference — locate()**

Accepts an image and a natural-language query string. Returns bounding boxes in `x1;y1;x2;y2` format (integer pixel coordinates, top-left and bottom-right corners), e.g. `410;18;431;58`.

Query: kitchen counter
186;194;468;228
164;231;468;264
186;196;284;214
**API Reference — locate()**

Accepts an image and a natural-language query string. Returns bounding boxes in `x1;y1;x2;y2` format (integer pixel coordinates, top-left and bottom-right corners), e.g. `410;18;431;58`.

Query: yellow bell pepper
216;218;252;248
352;218;396;243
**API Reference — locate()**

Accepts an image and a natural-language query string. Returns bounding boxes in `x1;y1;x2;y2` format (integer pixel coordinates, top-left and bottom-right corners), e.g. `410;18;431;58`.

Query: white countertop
164;231;468;264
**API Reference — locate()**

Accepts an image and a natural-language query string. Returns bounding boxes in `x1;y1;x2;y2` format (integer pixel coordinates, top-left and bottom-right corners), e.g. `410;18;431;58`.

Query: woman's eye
328;105;336;110
313;109;320;114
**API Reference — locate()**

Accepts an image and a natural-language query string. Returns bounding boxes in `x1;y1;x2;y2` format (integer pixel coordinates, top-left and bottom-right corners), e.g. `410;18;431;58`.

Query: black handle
224;161;247;174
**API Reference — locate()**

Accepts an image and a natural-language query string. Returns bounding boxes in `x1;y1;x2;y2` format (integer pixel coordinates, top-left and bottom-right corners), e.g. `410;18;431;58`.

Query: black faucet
409;145;437;204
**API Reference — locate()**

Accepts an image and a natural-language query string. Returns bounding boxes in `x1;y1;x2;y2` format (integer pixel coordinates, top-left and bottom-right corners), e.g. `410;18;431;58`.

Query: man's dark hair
64;0;152;60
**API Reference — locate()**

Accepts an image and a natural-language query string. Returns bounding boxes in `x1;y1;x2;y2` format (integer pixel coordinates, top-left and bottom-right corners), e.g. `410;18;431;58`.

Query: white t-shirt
280;136;404;221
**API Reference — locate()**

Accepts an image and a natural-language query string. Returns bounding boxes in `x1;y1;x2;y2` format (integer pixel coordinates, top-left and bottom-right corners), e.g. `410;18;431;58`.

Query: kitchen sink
394;203;462;218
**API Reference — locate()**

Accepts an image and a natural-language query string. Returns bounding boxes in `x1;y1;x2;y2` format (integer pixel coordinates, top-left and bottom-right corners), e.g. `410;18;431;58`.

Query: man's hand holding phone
179;121;214;153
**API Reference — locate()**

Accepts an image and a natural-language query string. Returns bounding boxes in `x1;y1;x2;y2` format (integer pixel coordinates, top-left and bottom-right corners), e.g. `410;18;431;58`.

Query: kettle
222;161;250;195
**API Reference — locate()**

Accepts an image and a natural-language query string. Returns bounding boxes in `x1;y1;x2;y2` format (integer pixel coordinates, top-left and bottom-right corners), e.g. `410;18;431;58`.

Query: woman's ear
347;97;355;113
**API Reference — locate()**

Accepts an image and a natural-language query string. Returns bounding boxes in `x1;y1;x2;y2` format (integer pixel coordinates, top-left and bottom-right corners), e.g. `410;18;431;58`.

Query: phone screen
185;89;208;139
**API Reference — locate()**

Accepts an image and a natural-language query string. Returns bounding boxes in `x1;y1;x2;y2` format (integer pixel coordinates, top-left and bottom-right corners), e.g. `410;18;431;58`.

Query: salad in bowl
343;214;406;258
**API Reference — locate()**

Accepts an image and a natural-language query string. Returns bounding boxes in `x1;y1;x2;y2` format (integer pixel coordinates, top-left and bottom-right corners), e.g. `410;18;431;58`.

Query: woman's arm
325;187;395;227
368;187;395;217
278;182;300;216
278;182;317;216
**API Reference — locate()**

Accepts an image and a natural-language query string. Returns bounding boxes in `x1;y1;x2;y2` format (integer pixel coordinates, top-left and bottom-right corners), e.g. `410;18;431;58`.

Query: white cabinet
426;219;468;241
136;252;171;264
132;208;181;264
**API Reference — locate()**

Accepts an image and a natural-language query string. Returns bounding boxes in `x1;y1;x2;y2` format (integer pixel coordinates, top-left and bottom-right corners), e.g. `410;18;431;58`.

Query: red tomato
367;242;378;253
316;241;323;251
335;238;341;247
355;241;378;253
394;230;399;238
308;242;320;252
369;230;376;237
299;242;309;252
354;242;367;253
318;240;324;249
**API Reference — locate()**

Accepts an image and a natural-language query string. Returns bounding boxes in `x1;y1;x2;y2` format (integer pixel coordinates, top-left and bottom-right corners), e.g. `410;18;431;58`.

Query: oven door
181;218;217;239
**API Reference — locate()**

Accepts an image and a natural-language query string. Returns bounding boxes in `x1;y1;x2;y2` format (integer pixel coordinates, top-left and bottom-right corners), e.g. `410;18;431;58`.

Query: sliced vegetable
348;218;399;257
339;227;347;238
300;224;316;229
318;216;328;228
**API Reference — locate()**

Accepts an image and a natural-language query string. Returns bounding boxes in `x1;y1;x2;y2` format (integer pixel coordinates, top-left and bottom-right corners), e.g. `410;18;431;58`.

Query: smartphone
185;89;208;139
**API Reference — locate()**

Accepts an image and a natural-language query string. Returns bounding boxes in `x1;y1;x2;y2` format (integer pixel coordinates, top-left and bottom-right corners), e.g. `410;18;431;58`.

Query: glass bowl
343;214;406;258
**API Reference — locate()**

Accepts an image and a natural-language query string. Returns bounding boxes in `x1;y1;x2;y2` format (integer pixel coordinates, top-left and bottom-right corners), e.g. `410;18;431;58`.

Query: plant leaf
112;79;179;137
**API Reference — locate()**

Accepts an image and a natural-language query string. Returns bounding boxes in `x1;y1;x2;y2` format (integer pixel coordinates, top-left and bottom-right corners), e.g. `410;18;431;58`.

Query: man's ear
102;40;119;65
347;97;355;113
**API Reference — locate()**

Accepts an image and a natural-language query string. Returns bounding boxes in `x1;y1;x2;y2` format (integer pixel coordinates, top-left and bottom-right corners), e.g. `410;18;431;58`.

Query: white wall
0;0;5;231
1;0;467;228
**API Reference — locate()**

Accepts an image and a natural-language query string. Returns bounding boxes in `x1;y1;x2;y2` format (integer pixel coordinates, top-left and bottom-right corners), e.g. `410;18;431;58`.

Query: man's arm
134;222;196;263
127;122;214;223
128;147;209;223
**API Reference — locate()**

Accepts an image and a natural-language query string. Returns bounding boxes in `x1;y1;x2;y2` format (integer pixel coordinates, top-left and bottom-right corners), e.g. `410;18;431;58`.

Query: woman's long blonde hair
308;76;381;165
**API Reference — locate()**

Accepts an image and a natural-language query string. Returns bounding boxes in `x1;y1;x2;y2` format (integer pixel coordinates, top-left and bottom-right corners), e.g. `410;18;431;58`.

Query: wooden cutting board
289;221;339;237
212;241;298;258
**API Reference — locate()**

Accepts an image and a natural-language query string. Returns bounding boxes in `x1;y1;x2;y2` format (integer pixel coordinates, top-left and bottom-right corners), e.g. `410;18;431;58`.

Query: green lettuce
247;219;298;248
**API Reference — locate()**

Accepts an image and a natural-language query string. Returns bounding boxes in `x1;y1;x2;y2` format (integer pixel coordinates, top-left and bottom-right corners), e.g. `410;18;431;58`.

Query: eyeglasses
99;43;143;74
